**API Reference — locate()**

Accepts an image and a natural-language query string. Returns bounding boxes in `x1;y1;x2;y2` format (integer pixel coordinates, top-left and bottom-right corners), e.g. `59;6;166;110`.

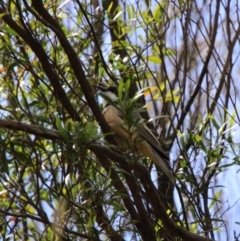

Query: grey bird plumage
99;86;175;183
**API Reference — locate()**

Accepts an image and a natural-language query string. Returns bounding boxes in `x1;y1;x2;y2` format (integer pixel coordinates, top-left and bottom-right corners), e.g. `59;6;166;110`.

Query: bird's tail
151;148;175;184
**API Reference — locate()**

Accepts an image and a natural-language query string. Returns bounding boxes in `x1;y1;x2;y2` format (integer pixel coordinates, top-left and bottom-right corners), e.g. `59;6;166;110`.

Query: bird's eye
107;86;118;96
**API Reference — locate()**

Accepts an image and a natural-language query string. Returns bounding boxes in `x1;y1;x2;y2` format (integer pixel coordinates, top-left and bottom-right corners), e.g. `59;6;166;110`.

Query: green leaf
66;120;73;132
229;111;236;128
113;10;122;21
124;79;131;100
55;116;64;131
195;134;202;143
106;1;113;13
209;190;222;209
210;115;220;130
218;121;227;135
4;27;19;36
118;80;124;101
147;55;161;64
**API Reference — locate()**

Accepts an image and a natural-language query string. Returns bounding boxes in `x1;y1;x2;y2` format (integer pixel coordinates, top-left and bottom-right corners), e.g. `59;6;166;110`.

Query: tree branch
0;8;81;122
0;119;215;241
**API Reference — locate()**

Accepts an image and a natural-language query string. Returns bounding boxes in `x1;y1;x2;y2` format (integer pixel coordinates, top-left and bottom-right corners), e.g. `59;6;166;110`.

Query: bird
99;86;175;184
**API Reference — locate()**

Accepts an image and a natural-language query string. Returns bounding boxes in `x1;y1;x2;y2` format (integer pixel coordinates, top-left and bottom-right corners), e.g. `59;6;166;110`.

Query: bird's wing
132;112;169;159
137;122;174;182
137;126;169;159
104;107;174;182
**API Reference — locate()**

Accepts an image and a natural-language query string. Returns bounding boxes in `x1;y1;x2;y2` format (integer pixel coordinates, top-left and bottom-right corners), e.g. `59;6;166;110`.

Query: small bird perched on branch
99;85;174;184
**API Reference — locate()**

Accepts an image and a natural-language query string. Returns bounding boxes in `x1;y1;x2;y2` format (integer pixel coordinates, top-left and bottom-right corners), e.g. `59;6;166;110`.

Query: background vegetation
0;0;240;240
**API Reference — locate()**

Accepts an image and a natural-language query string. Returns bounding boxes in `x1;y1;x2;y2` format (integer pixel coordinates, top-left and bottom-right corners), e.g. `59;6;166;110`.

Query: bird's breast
102;105;139;148
102;105;124;126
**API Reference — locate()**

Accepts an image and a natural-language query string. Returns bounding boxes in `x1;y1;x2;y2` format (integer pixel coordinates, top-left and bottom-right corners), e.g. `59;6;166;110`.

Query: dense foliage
0;0;240;240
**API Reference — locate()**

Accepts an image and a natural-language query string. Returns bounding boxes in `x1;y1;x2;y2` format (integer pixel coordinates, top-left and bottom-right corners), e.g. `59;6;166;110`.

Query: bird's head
98;86;119;107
